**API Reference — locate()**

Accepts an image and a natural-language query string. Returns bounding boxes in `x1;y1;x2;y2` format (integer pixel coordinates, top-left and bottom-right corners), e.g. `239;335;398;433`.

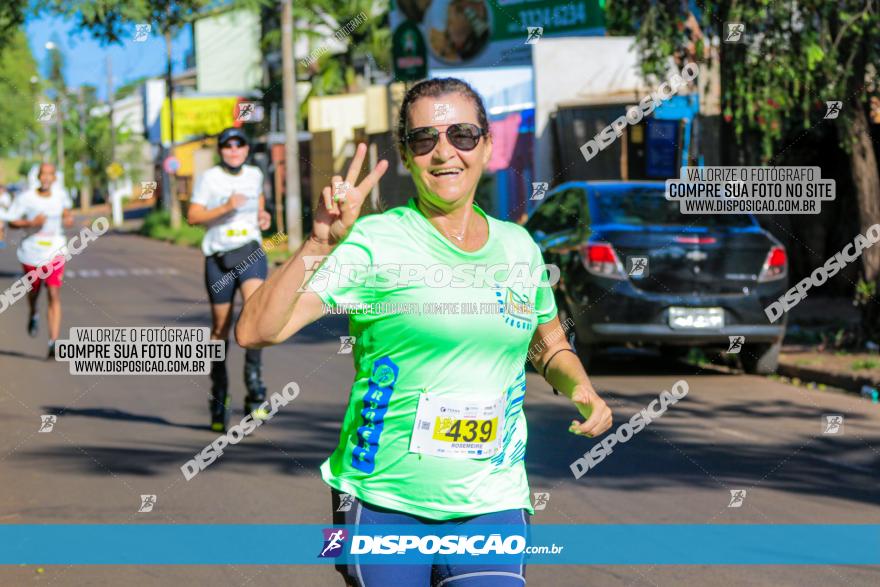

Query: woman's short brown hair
396;77;490;159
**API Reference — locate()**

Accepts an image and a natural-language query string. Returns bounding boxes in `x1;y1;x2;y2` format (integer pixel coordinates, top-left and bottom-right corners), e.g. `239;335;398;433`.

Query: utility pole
46;43;66;183
281;0;303;251
107;56;116;163
77;86;92;211
165;17;181;230
31;76;50;164
55;96;65;178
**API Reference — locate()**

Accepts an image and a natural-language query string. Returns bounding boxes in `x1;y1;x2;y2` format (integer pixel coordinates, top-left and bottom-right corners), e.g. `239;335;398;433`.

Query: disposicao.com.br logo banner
317;525;557;563
4;525;880;565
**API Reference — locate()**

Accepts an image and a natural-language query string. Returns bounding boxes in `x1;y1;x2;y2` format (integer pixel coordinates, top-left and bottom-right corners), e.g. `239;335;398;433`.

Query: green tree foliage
61;85;143;193
35;0;270;42
0;30;41;158
0;2;26;53
608;0;880;340
35;0;270;197
608;1;878;159
265;0;390;95
255;0;389;128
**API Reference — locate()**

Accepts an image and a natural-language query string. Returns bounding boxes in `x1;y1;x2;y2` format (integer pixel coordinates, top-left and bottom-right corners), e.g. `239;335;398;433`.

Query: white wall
113;94;144;135
195;9;262;94
533;37;647;184
143;79;166;145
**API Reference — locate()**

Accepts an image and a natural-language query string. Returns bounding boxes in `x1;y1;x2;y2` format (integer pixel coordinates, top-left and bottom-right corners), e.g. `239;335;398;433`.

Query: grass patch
851;358;880;371
794;358;815;366
264;234;292;265
686;348;710;367
266;246;292;265
140;209;205;248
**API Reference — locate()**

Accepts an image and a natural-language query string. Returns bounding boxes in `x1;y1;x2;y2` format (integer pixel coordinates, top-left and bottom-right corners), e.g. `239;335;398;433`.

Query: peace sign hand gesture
312;143;389;247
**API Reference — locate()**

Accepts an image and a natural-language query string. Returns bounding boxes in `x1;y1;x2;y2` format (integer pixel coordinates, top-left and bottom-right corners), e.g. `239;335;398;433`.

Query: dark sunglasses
404;123;486;156
221;139;246;149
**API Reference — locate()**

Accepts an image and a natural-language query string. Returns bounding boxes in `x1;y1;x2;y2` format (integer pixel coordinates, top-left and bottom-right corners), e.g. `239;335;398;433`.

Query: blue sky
25;13;193;100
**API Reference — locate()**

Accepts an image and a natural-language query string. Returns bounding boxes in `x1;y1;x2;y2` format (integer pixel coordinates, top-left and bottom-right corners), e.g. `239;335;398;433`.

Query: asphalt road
1;226;879;586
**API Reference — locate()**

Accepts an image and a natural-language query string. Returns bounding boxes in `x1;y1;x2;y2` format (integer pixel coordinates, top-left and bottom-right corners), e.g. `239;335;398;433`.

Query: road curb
776;361;879;396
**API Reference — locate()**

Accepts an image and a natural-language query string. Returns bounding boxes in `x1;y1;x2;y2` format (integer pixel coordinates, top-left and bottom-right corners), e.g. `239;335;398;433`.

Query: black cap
217;127;249;147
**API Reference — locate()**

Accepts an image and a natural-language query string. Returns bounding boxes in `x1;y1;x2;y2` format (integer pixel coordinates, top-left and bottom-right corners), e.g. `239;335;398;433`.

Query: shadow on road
41;405;206;432
10;346;878;511
14;402;345;479
592;348;738;377
0;347;50;362
525;377;880;509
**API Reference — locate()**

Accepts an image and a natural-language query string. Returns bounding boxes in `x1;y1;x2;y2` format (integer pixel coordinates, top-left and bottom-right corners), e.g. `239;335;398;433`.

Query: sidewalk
778;347;879;397
775;296;878;397
72;200;154;233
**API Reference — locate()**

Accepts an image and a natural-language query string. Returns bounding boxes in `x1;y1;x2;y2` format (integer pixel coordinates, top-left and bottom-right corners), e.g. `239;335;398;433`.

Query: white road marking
65;267;179;279
715;427;760;441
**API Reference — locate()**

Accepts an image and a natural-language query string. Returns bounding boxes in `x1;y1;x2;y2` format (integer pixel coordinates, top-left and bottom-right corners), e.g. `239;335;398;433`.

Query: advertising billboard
391;0;604;75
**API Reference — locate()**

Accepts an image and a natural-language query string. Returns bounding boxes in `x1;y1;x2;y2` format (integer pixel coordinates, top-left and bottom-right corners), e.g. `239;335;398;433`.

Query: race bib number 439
409;392;504;459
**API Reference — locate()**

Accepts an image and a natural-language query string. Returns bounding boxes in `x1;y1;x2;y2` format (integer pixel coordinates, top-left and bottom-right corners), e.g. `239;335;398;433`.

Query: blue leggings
331;489;528;586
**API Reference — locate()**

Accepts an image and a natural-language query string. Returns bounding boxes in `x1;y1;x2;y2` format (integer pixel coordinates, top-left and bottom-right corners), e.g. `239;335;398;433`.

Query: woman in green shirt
237;77;612;586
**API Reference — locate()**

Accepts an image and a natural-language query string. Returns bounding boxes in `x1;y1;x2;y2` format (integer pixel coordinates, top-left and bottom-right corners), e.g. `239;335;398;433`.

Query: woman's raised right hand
312;143;388;247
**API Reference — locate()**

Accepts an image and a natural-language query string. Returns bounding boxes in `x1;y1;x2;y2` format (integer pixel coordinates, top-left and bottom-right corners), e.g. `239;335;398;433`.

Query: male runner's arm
258;195;271;230
7;217;38;228
236;143;388;348
187;171;249;226
6;208;45;229
528;319;613;438
187;194;246;225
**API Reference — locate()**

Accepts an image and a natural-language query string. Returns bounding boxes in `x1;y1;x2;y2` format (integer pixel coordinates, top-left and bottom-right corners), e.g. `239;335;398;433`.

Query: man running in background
3;163;73;358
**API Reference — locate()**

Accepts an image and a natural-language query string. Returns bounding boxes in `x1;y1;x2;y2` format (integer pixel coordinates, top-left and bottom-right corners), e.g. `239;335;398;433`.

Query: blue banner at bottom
2;525;878;565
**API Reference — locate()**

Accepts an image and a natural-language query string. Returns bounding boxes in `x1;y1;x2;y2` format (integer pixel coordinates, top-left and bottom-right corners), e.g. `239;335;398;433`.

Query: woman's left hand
258;209;271;230
569;383;613;438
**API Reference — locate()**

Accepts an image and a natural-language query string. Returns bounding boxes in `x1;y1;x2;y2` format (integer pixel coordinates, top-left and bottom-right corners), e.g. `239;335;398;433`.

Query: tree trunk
848;101;880;340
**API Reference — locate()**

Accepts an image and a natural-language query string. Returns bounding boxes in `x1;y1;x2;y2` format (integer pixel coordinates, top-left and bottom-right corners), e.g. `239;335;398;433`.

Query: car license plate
668;307;725;329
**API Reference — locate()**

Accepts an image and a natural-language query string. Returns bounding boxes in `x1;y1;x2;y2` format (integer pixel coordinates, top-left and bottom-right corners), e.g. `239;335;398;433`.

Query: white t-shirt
5;188;73;266
190;165;264;256
0;191;11;210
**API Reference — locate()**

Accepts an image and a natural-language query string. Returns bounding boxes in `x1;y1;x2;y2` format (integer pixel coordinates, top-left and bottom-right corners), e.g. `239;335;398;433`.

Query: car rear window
592;187;754;228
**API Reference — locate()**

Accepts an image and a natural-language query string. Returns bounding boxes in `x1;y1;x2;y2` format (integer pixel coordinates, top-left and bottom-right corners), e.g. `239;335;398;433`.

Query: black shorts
330;489;528;587
204;249;268;304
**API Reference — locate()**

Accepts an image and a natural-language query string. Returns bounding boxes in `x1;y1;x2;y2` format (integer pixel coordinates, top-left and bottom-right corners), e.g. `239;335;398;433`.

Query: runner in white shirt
187;127;272;431
3;163;73;358
0;184;11;249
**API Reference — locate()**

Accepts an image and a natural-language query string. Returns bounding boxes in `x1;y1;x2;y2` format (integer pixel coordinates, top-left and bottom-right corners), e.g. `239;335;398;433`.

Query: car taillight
580;243;626;280
758;246;787;282
674;236;717;245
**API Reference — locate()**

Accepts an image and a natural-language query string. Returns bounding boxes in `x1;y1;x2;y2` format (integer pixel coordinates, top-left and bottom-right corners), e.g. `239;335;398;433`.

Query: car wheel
555;295;596;371
740;340;781;375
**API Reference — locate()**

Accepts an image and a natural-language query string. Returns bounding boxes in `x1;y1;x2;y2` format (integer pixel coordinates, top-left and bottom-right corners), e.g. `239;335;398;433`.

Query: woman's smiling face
404;92;492;209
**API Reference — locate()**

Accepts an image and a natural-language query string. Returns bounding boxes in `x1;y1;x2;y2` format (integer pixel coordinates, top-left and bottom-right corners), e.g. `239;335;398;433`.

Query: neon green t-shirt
308;198;557;520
